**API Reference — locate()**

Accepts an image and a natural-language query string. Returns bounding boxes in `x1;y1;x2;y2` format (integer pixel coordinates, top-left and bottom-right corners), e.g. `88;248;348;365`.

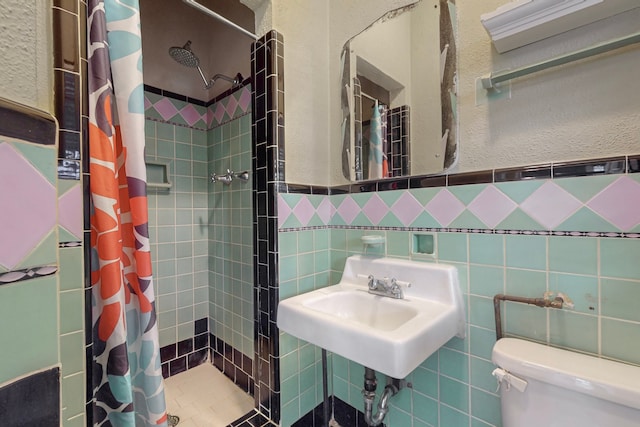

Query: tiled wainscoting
277;156;640;427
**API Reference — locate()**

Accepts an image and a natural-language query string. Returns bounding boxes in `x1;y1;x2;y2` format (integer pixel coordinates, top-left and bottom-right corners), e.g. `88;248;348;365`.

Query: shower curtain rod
182;0;258;40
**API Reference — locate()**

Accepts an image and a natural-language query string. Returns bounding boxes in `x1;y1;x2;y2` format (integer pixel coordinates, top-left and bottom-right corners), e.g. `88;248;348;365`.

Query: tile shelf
145;161;172;189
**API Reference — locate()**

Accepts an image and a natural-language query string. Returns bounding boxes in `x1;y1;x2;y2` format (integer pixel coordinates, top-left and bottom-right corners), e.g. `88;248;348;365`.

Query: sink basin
277;255;466;379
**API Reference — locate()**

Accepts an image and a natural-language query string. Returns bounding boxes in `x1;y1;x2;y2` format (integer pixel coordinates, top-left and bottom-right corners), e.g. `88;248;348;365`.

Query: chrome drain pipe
362;368;400;426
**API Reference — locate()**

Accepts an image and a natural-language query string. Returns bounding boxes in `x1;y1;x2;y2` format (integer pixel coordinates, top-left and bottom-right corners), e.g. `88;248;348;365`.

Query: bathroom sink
277;255;466;379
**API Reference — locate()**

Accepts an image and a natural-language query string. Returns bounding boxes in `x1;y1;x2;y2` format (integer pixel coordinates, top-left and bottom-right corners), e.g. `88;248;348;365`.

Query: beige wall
254;0;640;186
0;0;51;112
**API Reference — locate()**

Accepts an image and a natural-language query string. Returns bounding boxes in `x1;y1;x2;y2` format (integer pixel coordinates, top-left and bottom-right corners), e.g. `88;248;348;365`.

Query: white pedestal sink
277;255;466;379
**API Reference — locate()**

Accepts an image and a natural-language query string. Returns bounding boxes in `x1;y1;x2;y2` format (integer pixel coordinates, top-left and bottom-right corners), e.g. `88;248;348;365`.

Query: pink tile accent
58;184;83;239
277;195;292;228
213;102;226;125
180;104;203;126
316;197;334;225
144;96;152;110
391;191;424;226
362;194;389;225
587;176;640;231
292;196;316;226
153;98;179;121
336;196;360;225
467;185;517;228
424;189;465;227
238;87;251;112
226;95;239;118
0;144;56;269
520;181;582;229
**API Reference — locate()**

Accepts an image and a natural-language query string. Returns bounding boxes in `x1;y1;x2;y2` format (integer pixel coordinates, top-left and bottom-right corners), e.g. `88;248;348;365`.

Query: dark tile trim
227;409;277;427
0;367;61;427
0;98;57;145
209;334;254;394
159;318;210;379
494;164;551;182
448;170;493;186
143;80;252;107
629;155;640;173
0;265;58;286
552;156;626;178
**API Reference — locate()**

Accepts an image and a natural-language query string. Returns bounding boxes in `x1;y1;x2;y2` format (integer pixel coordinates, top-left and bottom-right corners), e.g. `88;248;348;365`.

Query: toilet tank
492;338;640;427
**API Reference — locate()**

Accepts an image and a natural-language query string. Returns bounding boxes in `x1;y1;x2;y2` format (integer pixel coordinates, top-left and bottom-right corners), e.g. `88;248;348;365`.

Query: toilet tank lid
492;338;640;411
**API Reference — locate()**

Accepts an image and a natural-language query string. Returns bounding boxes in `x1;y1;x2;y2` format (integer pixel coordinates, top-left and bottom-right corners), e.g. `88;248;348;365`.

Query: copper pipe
493;294;565;341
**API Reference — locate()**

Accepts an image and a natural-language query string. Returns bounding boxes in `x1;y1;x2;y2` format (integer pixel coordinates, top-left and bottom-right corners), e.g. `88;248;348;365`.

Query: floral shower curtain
88;0;167;425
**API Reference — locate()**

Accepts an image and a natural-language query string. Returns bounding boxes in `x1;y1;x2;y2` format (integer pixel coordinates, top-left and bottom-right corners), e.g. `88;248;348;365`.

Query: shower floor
164;362;254;427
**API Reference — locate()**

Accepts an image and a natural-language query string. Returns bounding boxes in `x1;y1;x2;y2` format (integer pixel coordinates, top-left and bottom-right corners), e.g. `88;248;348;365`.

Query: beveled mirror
341;0;457;181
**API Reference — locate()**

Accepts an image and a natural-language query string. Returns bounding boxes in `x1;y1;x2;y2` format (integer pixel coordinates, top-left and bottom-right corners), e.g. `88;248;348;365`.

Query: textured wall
0;0;50;111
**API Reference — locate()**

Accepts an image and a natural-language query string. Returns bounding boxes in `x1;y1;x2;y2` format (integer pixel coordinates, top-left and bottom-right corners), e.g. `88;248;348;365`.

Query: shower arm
182;0;258;40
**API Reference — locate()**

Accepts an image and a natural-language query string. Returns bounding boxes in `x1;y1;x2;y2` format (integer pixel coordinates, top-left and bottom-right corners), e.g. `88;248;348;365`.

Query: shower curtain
88;1;167;425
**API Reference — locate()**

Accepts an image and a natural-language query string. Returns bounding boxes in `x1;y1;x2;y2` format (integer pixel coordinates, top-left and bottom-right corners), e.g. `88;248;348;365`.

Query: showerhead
168;40;200;68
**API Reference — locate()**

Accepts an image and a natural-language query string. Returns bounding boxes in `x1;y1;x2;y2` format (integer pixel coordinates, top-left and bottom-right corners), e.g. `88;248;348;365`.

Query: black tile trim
448;170;493;186
629;155;640;173
0;265;58;286
494;164;551;182
0;367;61;427
0;98;57;145
552;157;626;178
143;80;252;107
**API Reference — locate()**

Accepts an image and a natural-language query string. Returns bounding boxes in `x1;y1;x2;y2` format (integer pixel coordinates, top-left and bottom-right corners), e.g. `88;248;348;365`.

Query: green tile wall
207;113;254;358
278;176;640;427
145;118;210;348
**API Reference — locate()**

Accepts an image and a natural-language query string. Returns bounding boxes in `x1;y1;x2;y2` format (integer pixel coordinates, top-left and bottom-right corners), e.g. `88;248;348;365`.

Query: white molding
481;0;639;52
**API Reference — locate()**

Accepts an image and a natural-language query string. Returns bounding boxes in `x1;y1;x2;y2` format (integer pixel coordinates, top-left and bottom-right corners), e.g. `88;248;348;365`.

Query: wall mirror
341;0;457;181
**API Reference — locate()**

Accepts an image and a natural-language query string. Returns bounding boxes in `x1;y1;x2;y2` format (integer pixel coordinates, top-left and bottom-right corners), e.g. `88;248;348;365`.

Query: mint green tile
279;232;297;256
505;234;546;270
440;376;469;412
387;404;412;426
60;290;84;334
412;391;438;426
156;122;175;140
469;326;496;360
449;210;488;229
12;142;57;185
18;231;57;269
601;318;640;364
350;212;373;227
175;142;191;160
145;107;163;121
298;253;315;277
350;192;371;208
549;236;598;275
469;296;495;330
495;180;545;204
0;276;58;384
471;388;501;427
314;229;329;251
549;273;598;314
470;356;496;393
62;373;86;418
549;311;597;353
158;327;176;348
410;187;441;205
332;354;349;380
469;234;503;266
386;231;410;257
555;175;618;202
557;207;621;232
412;366;438;398
377;190;404;207
306;194;323;209
175;126;191;143
157;139;175;158
281;375;299;404
300;344;316;370
449;184;487;205
470;265;504;297
280;255;298;282
438;233;468;262
439;348;468;382
440;405;469;426
177;322;193;341
504;303;547;341
59;246;84;291
601;238;640;280
411;211;441;228
58;226;79;243
144;119;156;137
60;331;84;376
298;230;315;253
506;268;546;297
601;278;640;322
314;251;330;272
497;208;543;231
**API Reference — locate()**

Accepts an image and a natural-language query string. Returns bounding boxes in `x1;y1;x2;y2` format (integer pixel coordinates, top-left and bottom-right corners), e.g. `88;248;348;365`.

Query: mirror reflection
341;0;457;181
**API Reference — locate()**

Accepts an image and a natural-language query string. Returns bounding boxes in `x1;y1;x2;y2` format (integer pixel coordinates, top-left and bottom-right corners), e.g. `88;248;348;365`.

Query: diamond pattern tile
238;87;251;112
226;95;239;117
587;176;640;231
292;197;316;227
391;191;424;226
0;143;56;269
316;197;334;225
180;104;203;126
277;195;292;228
424;189;465;227
362;194;388;225
154;97;179;121
520;181;582;229
336;196;360;225
58;184;83;239
467;185;517;229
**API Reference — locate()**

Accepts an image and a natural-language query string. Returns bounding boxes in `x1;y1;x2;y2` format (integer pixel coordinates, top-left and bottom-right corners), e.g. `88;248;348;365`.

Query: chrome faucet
367;275;409;299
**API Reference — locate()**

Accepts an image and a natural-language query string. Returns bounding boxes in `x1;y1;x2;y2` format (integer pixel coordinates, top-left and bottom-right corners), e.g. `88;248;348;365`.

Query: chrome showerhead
168;40;200;68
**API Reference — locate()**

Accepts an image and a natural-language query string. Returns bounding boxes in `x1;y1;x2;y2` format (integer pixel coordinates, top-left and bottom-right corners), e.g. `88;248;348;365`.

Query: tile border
0;98;58;146
0;265;58;286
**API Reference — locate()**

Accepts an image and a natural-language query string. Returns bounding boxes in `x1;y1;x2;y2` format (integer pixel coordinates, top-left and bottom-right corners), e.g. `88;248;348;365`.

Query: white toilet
492;338;640;427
